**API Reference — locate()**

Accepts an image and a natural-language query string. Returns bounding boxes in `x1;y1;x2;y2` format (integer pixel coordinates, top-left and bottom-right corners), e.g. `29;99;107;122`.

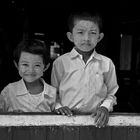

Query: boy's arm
51;60;72;116
51;60;63;109
51;60;62;90
101;60;119;112
92;60;118;128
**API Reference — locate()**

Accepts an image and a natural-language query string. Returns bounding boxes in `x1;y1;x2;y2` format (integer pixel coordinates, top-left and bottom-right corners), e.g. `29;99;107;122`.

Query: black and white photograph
0;0;140;139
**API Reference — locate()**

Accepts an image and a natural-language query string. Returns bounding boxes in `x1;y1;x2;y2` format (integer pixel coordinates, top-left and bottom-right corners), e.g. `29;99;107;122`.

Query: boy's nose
84;33;90;41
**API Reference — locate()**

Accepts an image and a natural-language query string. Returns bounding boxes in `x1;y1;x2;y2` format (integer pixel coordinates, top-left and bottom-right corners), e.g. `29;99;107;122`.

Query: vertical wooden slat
127;127;140;140
11;127;30;140
29;127;47;140
0;128;10;140
63;126;79;140
46;126;63;140
127;127;136;140
95;126;111;140
79;126;96;140
111;127;127;140
135;127;140;140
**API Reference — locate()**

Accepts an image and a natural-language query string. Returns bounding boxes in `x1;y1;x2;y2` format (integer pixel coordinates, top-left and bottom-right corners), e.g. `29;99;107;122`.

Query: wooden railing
0;113;140;140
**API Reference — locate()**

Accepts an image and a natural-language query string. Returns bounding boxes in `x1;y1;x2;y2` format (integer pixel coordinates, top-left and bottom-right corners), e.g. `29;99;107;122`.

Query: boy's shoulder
96;52;112;62
53;52;71;63
57;52;71;59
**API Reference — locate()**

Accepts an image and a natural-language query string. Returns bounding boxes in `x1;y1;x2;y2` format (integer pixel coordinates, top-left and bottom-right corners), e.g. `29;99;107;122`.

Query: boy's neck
24;79;44;95
75;48;94;63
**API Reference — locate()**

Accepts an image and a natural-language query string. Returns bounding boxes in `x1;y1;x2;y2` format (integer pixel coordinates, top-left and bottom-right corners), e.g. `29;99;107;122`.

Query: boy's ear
44;63;50;72
66;32;74;42
13;61;18;70
97;33;104;43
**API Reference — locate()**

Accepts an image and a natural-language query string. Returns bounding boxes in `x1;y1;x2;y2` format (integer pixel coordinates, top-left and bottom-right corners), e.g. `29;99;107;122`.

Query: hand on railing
91;106;109;128
54;106;73;117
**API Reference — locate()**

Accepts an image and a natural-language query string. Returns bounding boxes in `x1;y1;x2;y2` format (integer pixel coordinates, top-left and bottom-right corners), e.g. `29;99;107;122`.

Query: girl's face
17;52;46;83
67;20;104;52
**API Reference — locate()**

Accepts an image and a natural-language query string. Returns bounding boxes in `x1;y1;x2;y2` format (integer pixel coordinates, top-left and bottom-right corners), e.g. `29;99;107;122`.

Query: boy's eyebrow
76;28;98;31
19;60;29;63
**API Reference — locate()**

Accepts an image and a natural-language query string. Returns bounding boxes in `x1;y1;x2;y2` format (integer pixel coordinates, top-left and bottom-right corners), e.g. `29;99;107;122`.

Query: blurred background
0;0;140;112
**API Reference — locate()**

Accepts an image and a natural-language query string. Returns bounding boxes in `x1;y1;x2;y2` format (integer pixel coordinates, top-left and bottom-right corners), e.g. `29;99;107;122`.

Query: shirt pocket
94;72;107;97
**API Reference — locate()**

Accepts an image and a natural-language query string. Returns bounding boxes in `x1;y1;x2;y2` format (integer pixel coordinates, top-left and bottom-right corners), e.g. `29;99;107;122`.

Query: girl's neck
24;79;44;95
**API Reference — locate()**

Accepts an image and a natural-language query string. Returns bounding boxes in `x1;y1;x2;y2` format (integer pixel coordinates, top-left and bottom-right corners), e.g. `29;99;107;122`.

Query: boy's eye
77;31;84;34
22;63;28;66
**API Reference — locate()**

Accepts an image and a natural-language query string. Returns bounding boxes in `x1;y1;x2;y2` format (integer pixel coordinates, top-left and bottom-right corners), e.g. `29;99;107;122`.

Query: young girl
0;39;56;112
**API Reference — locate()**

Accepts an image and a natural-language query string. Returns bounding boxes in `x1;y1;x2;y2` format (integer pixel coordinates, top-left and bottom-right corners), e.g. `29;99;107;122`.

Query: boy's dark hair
13;39;50;66
68;10;103;33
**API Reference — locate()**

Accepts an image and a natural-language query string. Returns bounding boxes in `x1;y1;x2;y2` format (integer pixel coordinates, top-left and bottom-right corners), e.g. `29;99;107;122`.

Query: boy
0;39;56;112
51;11;119;127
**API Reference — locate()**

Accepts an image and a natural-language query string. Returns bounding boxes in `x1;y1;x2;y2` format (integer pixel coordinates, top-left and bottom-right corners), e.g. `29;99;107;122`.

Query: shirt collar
70;47;80;58
16;78;46;96
70;47;102;61
16;79;29;96
90;50;102;61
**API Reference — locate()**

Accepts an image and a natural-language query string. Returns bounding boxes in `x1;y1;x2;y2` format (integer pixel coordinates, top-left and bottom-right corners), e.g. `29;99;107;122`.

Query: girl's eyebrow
90;30;97;32
35;62;42;64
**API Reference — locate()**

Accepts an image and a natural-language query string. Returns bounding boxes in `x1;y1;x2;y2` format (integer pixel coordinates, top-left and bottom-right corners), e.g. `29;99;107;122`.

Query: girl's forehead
19;52;43;62
74;20;99;30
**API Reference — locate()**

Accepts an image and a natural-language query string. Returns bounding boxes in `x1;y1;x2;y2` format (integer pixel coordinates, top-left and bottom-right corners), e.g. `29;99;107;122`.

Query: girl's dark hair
68;10;103;33
13;39;50;65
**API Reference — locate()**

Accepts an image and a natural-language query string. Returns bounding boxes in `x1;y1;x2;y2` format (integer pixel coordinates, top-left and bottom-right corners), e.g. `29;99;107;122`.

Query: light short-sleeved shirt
51;48;119;113
0;79;56;112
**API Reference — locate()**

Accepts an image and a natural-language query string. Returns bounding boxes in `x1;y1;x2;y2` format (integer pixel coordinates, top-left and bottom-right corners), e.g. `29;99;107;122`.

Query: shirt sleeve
101;60;119;112
0;86;10;112
51;59;64;109
51;59;63;89
53;91;63;110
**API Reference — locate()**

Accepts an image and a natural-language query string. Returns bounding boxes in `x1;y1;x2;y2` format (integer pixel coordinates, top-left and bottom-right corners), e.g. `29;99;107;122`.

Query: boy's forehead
74;20;99;30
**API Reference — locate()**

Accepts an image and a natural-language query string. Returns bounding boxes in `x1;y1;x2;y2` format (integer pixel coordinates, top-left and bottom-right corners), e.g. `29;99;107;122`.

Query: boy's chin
76;47;94;53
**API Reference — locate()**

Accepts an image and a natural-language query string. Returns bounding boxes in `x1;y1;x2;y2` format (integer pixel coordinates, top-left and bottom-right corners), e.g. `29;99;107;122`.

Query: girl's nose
28;66;35;73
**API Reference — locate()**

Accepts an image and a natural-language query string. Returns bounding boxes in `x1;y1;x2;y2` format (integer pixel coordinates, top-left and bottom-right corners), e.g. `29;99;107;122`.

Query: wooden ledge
0;113;140;126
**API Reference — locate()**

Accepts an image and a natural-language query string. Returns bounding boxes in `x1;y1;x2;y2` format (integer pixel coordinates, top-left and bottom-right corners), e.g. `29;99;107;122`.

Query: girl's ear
13;61;18;70
43;63;50;72
66;32;74;42
97;33;104;43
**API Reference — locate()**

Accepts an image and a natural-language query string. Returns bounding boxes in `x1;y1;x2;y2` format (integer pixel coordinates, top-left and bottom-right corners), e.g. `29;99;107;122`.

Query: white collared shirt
0;79;56;112
51;48;119;113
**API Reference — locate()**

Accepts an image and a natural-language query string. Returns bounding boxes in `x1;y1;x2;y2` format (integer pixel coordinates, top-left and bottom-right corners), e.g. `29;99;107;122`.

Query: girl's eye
91;32;96;34
35;65;41;68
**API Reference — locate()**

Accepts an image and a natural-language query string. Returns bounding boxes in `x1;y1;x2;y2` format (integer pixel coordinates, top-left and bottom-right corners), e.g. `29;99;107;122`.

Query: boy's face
17;52;46;83
67;20;104;52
